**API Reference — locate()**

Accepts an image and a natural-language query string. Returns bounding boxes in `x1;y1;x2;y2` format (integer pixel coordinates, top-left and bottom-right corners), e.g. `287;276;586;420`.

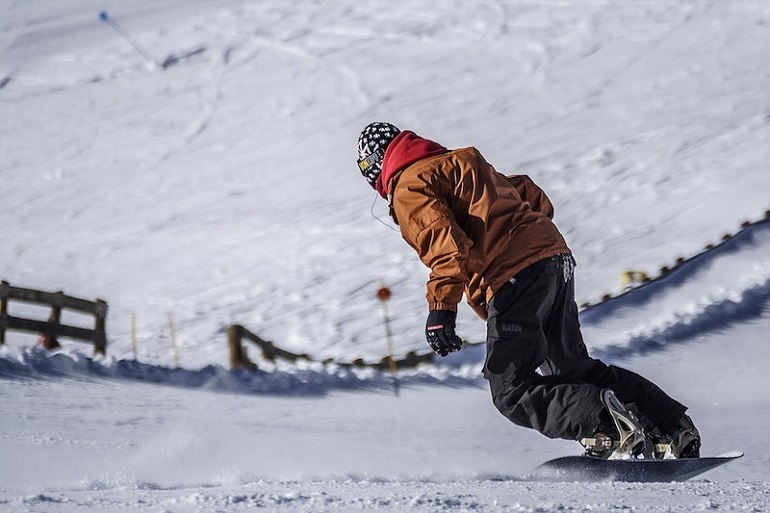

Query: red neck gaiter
375;131;448;198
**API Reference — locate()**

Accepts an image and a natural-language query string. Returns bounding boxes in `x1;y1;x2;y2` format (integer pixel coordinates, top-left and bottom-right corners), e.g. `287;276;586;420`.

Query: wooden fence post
168;312;179;367
228;324;257;370
93;299;108;356
130;312;137;360
40;292;63;350
0;281;7;345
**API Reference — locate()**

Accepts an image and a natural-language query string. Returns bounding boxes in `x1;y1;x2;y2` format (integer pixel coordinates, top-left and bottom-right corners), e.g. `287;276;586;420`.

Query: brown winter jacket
381;131;571;319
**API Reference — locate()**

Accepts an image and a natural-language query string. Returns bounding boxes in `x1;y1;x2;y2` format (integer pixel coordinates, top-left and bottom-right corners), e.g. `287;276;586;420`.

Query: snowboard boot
662;414;701;459
581;389;651;459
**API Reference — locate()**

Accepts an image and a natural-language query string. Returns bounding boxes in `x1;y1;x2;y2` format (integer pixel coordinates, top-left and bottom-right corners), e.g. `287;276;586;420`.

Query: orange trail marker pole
131;312;138;361
169;312;180;368
377;285;399;397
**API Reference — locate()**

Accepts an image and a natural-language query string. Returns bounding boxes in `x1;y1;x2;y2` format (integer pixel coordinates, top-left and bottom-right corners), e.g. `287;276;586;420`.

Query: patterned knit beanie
357;122;401;189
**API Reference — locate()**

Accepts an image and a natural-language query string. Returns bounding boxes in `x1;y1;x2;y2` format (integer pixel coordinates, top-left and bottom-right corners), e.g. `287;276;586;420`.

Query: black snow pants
483;254;687;441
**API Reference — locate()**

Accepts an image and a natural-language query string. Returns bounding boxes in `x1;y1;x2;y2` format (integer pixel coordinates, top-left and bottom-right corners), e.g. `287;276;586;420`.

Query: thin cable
370;193;399;232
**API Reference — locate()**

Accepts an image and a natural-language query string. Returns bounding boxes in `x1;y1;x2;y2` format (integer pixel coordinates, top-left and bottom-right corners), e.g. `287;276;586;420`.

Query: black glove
425;310;463;357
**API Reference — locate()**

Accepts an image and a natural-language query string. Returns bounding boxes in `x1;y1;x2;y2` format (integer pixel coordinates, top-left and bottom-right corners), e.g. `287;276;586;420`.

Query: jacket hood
375;131;448;198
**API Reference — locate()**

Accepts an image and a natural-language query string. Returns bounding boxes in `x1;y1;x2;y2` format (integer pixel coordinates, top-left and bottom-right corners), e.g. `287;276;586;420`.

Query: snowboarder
355;122;700;459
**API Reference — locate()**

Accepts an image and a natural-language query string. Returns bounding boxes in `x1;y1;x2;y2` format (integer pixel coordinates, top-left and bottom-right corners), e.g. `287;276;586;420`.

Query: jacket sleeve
505;174;555;219
392;183;472;312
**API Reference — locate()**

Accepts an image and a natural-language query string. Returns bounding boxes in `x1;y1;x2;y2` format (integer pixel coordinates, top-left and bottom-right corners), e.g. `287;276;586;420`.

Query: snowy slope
2;0;768;367
2;0;770;511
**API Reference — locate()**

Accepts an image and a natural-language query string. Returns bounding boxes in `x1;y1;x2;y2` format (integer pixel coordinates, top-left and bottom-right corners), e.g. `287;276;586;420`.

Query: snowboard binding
581;389;652;459
658;414;701;459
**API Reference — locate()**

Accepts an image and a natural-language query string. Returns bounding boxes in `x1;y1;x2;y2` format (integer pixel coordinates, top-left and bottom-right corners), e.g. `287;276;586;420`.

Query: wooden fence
0;281;108;356
227;324;434;371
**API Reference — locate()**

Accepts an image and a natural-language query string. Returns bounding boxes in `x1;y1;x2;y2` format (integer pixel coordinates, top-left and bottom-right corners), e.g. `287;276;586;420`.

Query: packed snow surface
1;0;769;511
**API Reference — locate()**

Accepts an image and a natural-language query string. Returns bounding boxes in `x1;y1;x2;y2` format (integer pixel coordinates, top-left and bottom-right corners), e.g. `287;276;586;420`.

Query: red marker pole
377;285;400;397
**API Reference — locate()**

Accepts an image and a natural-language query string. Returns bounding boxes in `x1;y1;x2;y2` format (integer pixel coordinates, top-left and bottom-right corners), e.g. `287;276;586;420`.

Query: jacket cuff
429;302;458;312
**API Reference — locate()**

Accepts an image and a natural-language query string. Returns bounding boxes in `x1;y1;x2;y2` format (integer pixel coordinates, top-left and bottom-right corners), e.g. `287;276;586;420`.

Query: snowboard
531;452;743;482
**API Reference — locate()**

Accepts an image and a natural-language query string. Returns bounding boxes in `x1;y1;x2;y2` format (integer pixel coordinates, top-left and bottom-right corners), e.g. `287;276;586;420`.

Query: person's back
386;140;570;318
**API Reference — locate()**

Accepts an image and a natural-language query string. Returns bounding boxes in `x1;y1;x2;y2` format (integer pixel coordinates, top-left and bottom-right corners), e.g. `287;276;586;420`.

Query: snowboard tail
532;452;743;482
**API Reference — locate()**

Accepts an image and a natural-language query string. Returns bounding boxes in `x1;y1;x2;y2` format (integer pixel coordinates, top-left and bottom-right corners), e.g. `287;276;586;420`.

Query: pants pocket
483;333;546;384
